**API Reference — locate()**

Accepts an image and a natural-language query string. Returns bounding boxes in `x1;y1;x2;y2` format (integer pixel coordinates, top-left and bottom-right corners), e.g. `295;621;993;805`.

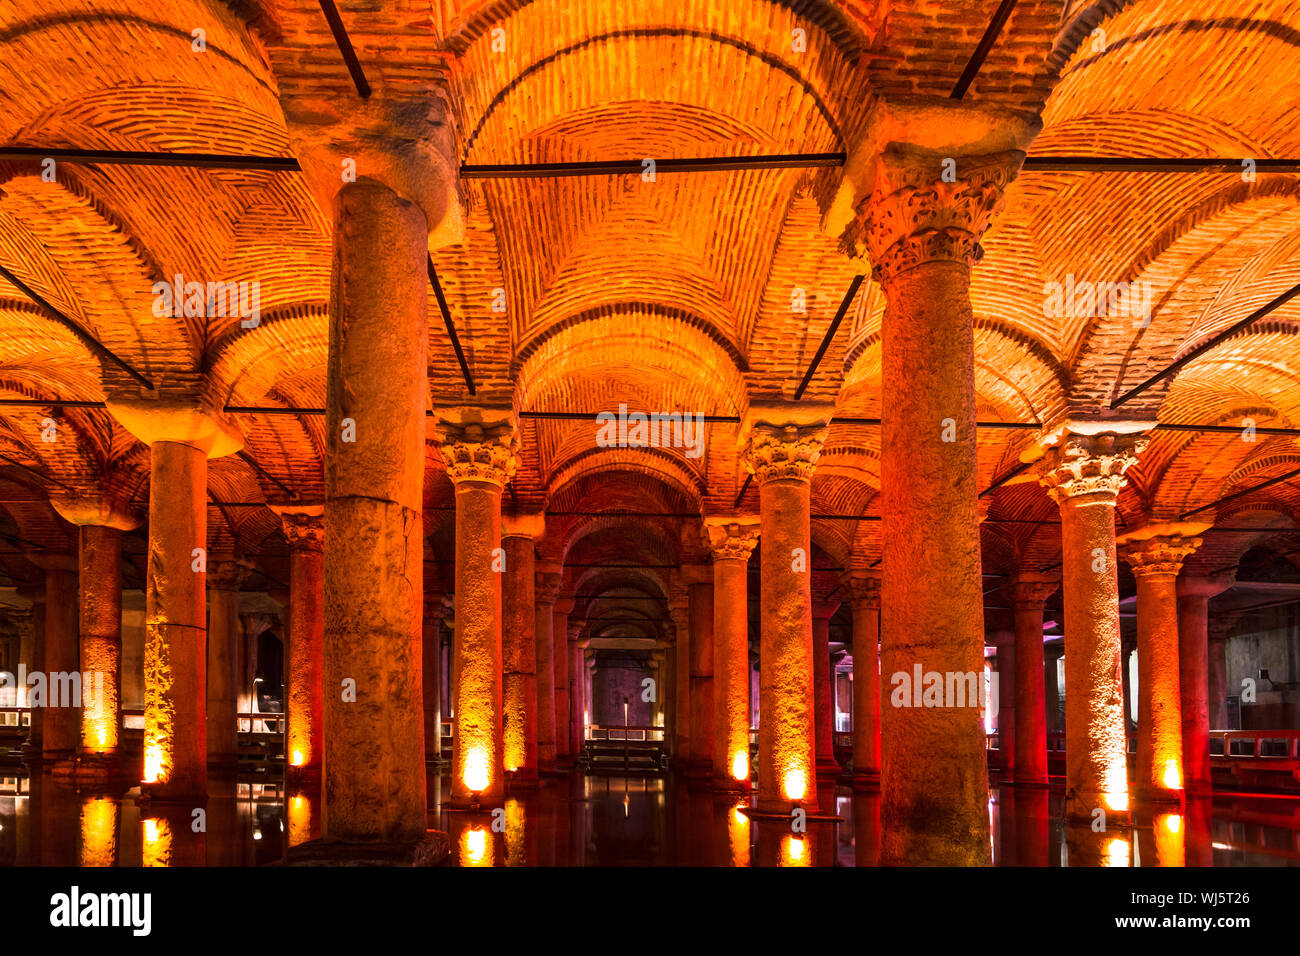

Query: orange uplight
1164;813;1182;835
79;797;118;868
728;803;750;868
142;816;172;867
1104;790;1129;813
1162;759;1182;790
291;750;304;767
143;743;165;785
731;751;749;782
783;767;807;802
464;747;490;793
1104;837;1130;867
460;826;491;867
781;834;809;867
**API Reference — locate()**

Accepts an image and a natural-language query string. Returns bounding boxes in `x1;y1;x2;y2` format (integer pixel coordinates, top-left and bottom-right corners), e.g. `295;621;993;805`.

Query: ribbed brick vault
0;0;1299;642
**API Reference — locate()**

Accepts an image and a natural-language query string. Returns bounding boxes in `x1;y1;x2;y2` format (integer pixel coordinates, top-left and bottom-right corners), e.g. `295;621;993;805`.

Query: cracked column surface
438;409;518;806
1010;574;1058;787
502;513;542;785
51;498;138;760
706;518;759;790
1119;526;1204;805
1037;426;1149;824
207;556;251;770
1177;573;1234;794
744;407;828;814
844;570;882;789
535;566;561;772
853;140;1024;865
105;398;242;803
275;507;324;780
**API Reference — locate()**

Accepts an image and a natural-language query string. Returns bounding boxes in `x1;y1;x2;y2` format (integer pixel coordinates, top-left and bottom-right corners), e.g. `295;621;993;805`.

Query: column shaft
850;597;881;784
286;543;324;777
206;573;242;769
41;565;79;759
503;536;537;781
689;582;713;774
535;590;557;772
78;526;122;755
1013;599;1049;786
711;551;752;788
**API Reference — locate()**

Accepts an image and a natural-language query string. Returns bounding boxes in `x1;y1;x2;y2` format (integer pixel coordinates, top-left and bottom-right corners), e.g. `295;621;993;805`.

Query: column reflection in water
287;790;319;848
504;797;527;866
1134;810;1185;867
727;801;751;867
459;825;493;867
79;795;119;867
1066;822;1131;867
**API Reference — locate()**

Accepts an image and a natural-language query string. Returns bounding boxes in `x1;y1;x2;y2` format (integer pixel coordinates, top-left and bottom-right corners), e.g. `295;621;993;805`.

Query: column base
138;785;209;808
740;804;841;823
1012;775;1052;789
851;771;880;792
815;759;842;779
50;752;128;788
505;770;541;789
287;765;322;787
281;831;450;867
708;774;751;793
1134;789;1186;809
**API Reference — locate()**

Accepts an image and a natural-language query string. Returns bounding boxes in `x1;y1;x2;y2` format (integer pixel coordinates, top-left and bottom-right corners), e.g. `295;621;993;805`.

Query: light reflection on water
0;769;1296;866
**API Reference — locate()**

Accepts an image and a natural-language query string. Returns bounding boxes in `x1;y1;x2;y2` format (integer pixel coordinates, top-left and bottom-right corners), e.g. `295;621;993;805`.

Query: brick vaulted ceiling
0;0;1298;618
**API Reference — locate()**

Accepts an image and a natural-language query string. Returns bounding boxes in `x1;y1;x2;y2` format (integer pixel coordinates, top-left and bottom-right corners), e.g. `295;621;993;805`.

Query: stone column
207;556;251;771
552;597;574;769
670;590;691;765
535;566;561;773
743;406;828;814
51;499;138;761
1037;426;1149;824
1043;643;1063;735
437;409;518;805
812;600;841;777
844;570;882;789
274;507;325;780
422;594;451;764
686;569;714;776
106;400;242;803
27;554;78;761
568;630;585;760
502;513;543;785
1010;574;1057;787
854;141;1025;865
991;632;1015;774
1176;573;1234;794
705;518;759;790
1207;615;1238;730
1119;527;1204;804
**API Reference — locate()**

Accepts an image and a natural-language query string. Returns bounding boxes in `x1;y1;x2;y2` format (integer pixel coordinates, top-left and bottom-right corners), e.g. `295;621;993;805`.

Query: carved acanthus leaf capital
705;518;760;562
743;422;827;485
1120;534;1202;577
846;147;1024;285
438;420;519;489
279;510;324;553
1009;573;1058;610
841;569;882;610
1035;429;1150;504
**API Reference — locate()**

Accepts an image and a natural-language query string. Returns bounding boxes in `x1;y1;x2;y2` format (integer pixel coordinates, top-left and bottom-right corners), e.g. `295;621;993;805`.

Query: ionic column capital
272;505;325;553
435;407;519;490
1009;572;1058;610
740;405;830;485
1118;531;1204;578
841;569;882;611
1030;424;1153;503
704;516;760;562
850;146;1024;285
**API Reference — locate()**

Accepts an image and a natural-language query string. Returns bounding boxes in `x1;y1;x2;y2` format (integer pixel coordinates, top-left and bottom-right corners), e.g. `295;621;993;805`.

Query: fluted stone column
535;566;561;772
743;407;828;814
437;409;518;805
51;499;137;761
1010;574;1057;787
844;570;882;790
552;596;574;769
274;507;324;780
705;518;759;789
106;400;242;803
686;569;714;776
1037;426;1149;823
502;513;543;785
1176;573;1234;794
1119;527;1204;804
207;557;251;770
853;144;1024;864
812;600;840;777
26;554;78;761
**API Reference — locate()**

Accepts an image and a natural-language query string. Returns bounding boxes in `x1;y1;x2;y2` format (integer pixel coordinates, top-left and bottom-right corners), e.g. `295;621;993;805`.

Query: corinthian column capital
841;569;883;611
1030;423;1153;504
704;516;760;562
740;403;831;485
1117;523;1209;577
852;147;1024;284
435;407;519;489
272;505;325;553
